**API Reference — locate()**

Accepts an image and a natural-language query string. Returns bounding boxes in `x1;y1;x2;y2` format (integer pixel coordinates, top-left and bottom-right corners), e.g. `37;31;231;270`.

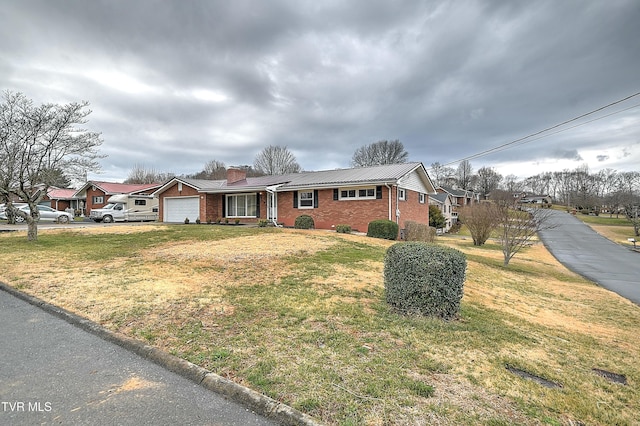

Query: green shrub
336;224;351;234
258;219;269;227
384;242;466;320
367;219;399;240
184;217;190;224
294;215;315;229
404;221;436;242
195;218;201;224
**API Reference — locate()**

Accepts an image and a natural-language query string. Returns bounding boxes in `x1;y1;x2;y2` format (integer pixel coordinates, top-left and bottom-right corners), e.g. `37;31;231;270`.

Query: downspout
385;184;392;221
395;184;400;225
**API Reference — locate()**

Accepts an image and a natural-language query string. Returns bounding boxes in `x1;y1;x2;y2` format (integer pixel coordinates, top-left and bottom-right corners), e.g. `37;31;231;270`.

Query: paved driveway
537;210;639;305
0;289;279;426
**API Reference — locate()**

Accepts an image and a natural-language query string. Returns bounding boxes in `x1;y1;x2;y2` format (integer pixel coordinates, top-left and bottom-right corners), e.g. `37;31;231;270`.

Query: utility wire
463;102;640;161
431;91;640;169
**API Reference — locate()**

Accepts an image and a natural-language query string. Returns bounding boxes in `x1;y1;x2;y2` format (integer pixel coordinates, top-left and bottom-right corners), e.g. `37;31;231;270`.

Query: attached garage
164;196;200;222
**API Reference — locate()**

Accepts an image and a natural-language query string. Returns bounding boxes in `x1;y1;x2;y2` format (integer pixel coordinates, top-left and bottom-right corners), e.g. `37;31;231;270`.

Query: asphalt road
537;209;639;306
0;289;278;426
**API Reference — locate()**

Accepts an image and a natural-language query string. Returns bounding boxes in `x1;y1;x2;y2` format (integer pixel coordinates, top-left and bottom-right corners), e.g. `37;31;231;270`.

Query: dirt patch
506;365;562;389
592;368;627;385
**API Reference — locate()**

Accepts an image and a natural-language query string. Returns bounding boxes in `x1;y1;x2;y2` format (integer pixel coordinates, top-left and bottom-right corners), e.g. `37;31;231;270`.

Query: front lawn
0;225;638;425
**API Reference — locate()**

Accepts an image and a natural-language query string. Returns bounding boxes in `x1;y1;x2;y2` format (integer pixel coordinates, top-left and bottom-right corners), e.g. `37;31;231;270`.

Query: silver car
2;205;74;224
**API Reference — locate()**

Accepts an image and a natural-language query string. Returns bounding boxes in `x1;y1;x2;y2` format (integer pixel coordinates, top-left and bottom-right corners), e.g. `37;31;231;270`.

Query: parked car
0;203;27;220
0;205;74;223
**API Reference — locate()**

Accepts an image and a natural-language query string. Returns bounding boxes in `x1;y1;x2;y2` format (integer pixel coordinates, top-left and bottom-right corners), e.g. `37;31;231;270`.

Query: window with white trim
419;193;426;204
398;189;406;201
226;194;257;217
93;196;104;204
299;191;314;208
339;186;376;200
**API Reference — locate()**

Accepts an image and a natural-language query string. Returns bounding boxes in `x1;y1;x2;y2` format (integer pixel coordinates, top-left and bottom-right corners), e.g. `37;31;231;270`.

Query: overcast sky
2;0;639;183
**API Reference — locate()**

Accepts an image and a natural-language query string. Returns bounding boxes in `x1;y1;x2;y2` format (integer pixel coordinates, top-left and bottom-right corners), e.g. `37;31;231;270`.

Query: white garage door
165;197;200;223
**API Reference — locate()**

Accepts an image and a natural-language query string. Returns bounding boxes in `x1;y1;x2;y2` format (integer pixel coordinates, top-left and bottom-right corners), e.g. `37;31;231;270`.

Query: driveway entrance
538;210;639;306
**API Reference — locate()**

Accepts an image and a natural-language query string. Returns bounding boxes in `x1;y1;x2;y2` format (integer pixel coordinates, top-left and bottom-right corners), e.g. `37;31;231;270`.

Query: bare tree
124;164;172;184
458;203;500;246
619;171;640;235
0;91;103;241
491;190;555;266
201;159;227;179
253;145;301;175
351;140;408;167
455;160;474;189
475;166;502;199
502;174;524;193
429;162;456;188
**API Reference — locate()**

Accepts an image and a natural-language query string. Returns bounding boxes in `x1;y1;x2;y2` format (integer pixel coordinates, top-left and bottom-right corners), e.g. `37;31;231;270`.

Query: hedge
384;242;466;319
367;219;399;240
294;215;315;229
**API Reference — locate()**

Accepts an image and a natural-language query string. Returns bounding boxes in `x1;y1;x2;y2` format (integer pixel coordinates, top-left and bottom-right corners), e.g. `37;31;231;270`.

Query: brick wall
275;186;429;233
396;187;430;230
85;187;108;214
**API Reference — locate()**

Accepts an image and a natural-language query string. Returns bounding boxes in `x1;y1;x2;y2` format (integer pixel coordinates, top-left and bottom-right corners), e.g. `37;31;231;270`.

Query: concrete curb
0;282;323;426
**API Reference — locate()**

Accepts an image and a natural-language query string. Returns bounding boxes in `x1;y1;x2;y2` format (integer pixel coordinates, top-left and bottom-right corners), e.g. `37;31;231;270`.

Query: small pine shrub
404;221;436;242
384;242;466;320
184;217;190;224
295;215;315;229
336;224;351;234
367;219;399;240
195;218;201;224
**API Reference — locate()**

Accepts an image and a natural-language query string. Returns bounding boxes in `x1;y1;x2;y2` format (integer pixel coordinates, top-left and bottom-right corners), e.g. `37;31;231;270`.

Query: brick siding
276;186;429;234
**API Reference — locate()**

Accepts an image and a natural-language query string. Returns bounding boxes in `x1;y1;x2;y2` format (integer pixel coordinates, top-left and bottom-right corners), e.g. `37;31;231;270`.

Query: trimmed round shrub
336;224;351;234
384;242;466;319
367;219;399;240
294;214;315;229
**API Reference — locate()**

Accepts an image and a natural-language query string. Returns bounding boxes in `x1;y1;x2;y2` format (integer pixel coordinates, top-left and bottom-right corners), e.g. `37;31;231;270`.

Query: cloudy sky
2;0;639;183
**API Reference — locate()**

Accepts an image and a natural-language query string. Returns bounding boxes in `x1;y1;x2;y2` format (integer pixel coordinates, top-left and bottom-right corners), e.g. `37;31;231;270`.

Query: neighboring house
153;162;437;233
3;185;81;212
45;187;84;213
437;186;480;207
436;186;480;222
74;181;162;216
428;192;455;232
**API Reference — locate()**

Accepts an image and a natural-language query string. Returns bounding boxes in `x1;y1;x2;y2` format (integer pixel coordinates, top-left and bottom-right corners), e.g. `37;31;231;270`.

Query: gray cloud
1;0;639;182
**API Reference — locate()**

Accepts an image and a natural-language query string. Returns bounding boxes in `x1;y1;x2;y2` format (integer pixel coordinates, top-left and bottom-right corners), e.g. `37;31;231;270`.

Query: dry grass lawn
1;224;638;425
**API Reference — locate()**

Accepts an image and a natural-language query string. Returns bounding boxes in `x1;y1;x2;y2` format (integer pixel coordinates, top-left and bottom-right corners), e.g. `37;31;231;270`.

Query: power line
431;91;640;169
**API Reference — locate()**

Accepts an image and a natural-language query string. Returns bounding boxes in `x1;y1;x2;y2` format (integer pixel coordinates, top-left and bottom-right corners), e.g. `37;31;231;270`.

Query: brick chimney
226;168;247;184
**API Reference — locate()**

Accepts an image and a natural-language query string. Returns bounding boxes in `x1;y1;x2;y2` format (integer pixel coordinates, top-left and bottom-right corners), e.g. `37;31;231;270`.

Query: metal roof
157;162;433;194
